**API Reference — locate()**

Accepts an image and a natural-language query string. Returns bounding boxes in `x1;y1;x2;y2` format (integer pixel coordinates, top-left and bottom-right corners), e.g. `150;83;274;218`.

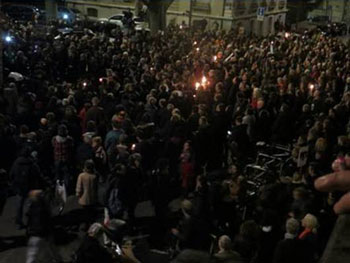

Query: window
110;15;123;20
278;0;286;9
268;0;276;11
87;8;98;17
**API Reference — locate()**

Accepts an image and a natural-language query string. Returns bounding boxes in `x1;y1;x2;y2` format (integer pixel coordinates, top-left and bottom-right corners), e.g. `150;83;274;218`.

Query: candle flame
195;82;200;90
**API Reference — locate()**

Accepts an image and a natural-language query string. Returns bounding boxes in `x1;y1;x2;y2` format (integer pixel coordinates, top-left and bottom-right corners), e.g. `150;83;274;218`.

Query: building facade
307;0;347;23
66;0;288;36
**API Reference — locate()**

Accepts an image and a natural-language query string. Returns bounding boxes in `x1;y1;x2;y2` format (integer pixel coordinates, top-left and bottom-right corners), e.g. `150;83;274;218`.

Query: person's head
235;116;243;125
20;124;29;136
84;159;95;173
218;235;232;252
183;140;191;152
159;98;167;108
239;220;259;240
87;120;96;132
257;99;265;110
111;115;122;130
302;213;318;230
58;124;68;137
83;133;92;145
315;137;327;153
293;187;308;200
129;153;142;168
92;136;102;148
286;218;300;235
181;199;193;216
302;104;310;113
199;116;208;127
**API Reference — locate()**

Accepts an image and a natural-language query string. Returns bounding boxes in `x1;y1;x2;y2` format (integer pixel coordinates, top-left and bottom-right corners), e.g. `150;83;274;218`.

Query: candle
270;41;274;54
195;82;200;90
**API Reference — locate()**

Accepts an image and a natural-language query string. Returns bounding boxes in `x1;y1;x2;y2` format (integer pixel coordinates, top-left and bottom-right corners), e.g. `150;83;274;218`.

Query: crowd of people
1;12;350;263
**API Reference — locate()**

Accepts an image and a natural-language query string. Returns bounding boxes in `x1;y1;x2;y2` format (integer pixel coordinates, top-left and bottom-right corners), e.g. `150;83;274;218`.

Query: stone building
66;0;288;36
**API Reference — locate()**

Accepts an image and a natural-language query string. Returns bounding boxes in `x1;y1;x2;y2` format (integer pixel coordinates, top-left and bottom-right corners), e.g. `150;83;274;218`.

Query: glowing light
193;94;196;98
196;47;200;52
201;76;207;85
180;25;183;29
193;41;197;45
195;82;200;90
131;144;136;150
5;36;12;43
63;13;69;20
309;84;315;90
99;78;103;83
213;55;217;61
285;32;290;38
83;82;87;87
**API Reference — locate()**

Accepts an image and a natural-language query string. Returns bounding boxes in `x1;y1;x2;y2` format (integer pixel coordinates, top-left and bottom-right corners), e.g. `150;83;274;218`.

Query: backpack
108;188;123;218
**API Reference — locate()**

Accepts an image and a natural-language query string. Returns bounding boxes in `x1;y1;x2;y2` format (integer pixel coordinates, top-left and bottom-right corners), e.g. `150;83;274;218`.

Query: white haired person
299;213;319;262
214;235;243;263
273;218;312;263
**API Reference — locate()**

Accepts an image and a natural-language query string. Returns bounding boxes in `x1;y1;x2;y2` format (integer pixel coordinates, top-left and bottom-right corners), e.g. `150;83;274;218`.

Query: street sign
257;7;265;21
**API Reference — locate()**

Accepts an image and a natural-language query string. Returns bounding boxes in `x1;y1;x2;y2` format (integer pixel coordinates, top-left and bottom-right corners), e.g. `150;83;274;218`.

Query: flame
195;82;200;90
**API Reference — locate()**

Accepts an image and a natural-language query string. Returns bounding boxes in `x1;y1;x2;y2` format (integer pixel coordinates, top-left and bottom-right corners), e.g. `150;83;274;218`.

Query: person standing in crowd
299;213;319;262
10;147;40;229
119;153;142;224
52;124;74;193
105;116;125;161
92;136;107;182
76;159;98;228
